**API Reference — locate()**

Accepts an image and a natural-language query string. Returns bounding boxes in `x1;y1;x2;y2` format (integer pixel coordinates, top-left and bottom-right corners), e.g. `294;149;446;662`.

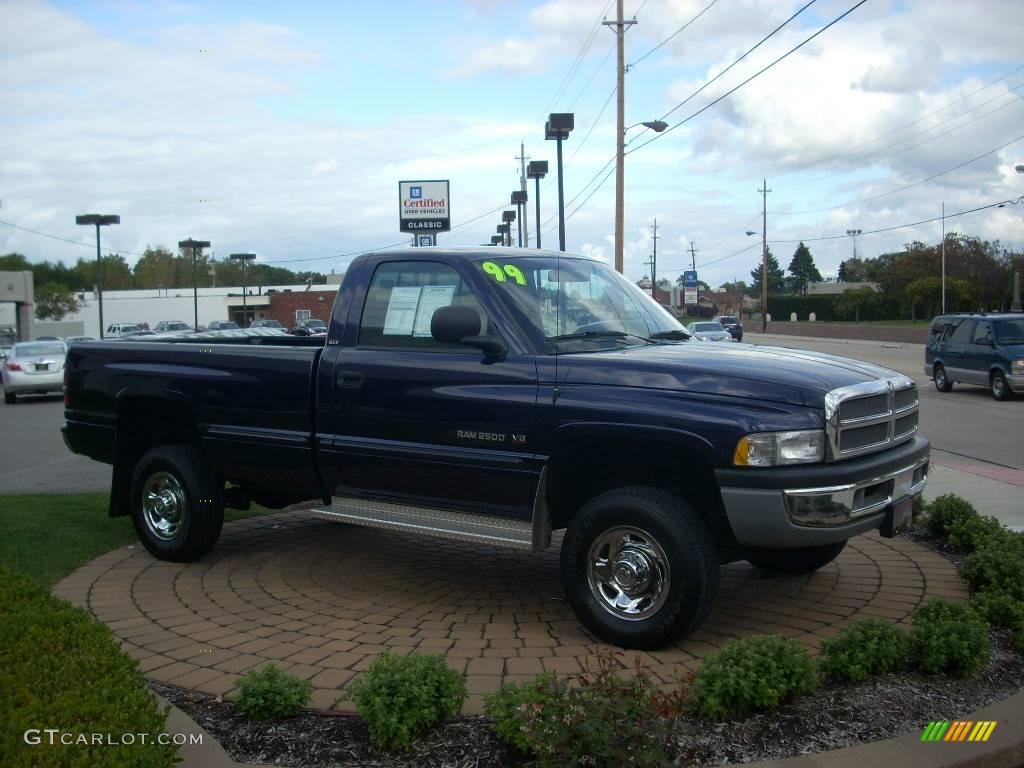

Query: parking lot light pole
511;191;527;247
545;113;574;252
527;161;548;249
179;238;211;331
75;214;119;338
229;253;256;327
502;210;516;248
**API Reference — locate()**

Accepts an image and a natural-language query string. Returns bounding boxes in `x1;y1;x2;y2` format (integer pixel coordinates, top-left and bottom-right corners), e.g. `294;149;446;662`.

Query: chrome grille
825;377;919;461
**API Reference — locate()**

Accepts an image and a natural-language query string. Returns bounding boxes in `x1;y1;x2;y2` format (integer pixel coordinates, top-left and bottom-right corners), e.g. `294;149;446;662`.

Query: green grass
0;493;275;587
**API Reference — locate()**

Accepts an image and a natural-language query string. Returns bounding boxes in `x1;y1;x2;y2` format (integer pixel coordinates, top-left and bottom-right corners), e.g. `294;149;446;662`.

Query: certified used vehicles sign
399;180;450;233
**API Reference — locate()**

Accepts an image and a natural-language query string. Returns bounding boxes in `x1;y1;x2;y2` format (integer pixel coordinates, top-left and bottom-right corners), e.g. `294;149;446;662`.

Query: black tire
560;486;719;650
4;391;15;404
746;541;846;575
933;364;952;393
991;371;1013;401
129;445;224;562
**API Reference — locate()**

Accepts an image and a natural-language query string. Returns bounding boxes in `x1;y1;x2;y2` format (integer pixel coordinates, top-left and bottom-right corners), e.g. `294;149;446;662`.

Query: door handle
337;371;364;389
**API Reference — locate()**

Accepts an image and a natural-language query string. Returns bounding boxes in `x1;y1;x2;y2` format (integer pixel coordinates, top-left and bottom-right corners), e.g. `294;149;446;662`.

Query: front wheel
130;445;224;562
4;391;15;404
991;371;1013;401
560;487;719;650
933;365;952;393
746;541;846;575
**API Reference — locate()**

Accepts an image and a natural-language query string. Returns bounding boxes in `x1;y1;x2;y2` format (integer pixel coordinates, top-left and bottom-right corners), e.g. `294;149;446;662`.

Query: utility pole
689;241;698;304
759;178;771;333
604;0;636;274
941;201;946;314
517;143;530;247
650;219;659;298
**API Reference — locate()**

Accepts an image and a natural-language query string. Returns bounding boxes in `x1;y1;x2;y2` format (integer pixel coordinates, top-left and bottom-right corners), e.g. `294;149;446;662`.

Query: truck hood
555;341;906;408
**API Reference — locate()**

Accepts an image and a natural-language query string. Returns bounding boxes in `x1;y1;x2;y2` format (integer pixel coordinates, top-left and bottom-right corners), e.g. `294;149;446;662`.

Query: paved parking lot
53;510;966;714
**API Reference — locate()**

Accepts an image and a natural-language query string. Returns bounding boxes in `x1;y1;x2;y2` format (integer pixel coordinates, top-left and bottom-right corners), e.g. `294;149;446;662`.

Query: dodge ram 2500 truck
63;248;929;649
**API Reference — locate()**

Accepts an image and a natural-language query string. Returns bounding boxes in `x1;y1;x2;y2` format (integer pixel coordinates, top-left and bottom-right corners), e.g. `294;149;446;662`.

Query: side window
948;320;975;344
358;261;490;350
972;321;992;345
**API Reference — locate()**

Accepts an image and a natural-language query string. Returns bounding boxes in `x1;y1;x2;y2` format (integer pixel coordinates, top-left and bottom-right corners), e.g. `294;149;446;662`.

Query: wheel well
545;437;732;546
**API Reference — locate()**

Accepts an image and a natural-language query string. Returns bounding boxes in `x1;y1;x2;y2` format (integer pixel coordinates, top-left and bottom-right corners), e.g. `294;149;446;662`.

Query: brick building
264;288;337;328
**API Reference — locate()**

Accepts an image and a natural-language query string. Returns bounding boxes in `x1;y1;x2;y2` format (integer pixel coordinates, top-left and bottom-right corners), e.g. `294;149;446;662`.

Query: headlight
733;430;825;466
1012;359;1024;375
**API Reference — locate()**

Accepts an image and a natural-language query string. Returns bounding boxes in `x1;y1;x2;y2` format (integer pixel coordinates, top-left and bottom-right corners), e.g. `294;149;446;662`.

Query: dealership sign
683;270;699;305
399;180;450;233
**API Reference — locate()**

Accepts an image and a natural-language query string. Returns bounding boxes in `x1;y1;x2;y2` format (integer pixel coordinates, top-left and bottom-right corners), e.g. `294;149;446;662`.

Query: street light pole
511;191;527;247
527;161;548;250
941;202;946;313
75;214;119;338
545;113;574;252
179;238;210;331
230;253;256;327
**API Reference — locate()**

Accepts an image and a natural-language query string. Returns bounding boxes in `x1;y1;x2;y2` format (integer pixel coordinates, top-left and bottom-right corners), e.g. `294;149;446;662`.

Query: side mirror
431;305;506;356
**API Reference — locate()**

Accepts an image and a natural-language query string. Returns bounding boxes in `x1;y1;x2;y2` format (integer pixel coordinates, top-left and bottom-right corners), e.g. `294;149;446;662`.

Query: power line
566;85;617;166
628;0;720;69
777;131;1024;216
628;0;862;156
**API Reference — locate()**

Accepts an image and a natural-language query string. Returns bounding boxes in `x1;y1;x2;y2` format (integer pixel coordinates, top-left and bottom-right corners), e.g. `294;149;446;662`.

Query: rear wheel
933;365;952;393
991;371;1013;401
560;486;719;650
746;541;846;575
130;445;224;562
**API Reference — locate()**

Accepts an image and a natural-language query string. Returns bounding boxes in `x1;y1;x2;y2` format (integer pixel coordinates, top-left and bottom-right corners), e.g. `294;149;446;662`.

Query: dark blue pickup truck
63;248;929;648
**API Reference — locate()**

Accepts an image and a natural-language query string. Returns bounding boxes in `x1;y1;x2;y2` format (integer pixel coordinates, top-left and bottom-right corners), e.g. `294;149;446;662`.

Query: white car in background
2;340;67;403
685;321;735;342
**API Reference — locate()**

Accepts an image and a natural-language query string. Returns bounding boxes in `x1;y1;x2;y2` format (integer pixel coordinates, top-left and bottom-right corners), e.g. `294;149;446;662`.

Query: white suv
106;323;143;337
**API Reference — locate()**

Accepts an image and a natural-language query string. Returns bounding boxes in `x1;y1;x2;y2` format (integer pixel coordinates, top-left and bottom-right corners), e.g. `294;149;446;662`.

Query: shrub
484;648;689;767
1014;618;1024;655
910;599;990;677
235;663;312;720
960;547;1024;601
971;590;1024;629
350;653;466;751
820;619;910;682
923;494;978;538
0;566;177;767
691;635;820;720
946;514;1006;553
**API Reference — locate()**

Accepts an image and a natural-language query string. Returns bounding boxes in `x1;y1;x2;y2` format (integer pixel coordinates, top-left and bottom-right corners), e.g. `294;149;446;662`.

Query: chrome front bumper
784;457;929;527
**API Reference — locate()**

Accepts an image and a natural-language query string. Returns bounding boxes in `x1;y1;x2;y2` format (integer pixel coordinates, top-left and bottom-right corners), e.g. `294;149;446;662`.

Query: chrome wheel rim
993;375;1005;398
142;472;187;541
936;368;946;388
587;526;670;621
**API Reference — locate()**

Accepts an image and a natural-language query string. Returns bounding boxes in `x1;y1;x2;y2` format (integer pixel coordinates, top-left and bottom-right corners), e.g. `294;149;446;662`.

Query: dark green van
925;313;1024;400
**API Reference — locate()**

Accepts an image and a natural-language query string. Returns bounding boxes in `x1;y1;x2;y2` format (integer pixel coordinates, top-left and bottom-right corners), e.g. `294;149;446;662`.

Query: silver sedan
685;321;735;342
2;340;67;403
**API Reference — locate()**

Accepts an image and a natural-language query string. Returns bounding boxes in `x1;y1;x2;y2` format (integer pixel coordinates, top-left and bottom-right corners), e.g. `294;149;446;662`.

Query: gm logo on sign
410;186;422;199
921;721;997;742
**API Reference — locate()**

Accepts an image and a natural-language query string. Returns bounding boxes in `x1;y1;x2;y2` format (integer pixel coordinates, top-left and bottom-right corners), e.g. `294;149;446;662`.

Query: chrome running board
311;496;535;550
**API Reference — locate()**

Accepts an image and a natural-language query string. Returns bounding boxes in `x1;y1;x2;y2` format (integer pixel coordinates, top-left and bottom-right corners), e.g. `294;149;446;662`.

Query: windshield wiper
647;330;691;341
548;330;652;344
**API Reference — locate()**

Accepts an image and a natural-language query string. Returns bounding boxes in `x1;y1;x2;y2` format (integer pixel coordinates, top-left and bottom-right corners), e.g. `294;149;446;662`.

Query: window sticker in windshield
481;261;527;286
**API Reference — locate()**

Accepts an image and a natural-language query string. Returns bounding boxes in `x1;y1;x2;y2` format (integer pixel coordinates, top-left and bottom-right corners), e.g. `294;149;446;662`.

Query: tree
718;280;749;295
70;253;133;290
834;286;880;322
787;242;822;296
656;277;672;290
749;249;785;295
0;253;32;271
837;258;866;282
905;276;972;320
35;283;82;320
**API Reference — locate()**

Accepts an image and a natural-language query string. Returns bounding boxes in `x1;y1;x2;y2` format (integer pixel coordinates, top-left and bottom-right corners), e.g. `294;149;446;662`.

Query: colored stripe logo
921;721;997;742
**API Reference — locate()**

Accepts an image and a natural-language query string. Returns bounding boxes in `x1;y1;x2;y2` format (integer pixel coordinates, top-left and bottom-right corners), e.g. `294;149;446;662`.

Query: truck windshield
994;318;1024;345
474;255;688;353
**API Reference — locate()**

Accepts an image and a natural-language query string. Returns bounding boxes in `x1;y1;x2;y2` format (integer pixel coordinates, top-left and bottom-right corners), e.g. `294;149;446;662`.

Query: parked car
35;335;63;341
64;336;97;345
712;315;744;341
686;321;734;342
106;323;144;337
3;340;67;403
154;321;192;332
925;313;1024;401
64;248;928;649
206;321;240;331
250;319;284;329
291;318;327;336
0;345;12;362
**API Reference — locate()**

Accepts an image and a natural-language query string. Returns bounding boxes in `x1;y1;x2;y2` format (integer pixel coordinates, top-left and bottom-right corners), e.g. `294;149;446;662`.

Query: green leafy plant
923;494;978;538
484;647;690;768
910;599;990;677
946;514;1006;553
1013;618;1024;655
349;653;466;751
0;566;177;767
691;635;819;720
971;590;1024;629
235;664;312;720
960;547;1024;601
820;619;910;682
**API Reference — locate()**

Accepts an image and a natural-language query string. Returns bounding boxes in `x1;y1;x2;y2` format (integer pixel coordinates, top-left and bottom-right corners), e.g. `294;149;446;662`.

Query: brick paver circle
54;512;969;713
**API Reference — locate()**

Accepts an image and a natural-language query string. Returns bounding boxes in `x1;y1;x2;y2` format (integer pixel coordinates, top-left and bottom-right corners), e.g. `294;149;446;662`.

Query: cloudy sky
2;0;1023;288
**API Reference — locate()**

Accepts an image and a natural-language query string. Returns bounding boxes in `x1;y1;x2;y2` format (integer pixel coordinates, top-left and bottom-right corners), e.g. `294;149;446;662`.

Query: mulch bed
151;527;1024;767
